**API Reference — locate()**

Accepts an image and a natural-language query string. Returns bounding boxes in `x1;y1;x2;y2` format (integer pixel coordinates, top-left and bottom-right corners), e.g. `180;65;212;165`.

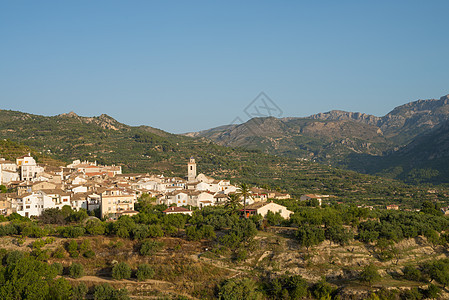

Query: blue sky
1;1;449;133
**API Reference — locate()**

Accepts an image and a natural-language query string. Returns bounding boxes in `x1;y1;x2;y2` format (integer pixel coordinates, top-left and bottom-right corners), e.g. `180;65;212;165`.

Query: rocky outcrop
309;110;381;126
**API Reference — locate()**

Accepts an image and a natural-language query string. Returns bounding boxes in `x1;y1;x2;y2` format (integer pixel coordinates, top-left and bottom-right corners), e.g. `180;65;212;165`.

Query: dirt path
67;275;200;299
67;275;173;286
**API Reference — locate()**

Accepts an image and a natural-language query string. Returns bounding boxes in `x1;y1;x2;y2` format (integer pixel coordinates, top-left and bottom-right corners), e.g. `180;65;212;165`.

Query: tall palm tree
237;183;251;218
225;193;241;213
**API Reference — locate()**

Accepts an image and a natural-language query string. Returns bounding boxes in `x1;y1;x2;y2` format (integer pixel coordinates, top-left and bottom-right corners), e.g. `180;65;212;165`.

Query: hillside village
0;155;292;220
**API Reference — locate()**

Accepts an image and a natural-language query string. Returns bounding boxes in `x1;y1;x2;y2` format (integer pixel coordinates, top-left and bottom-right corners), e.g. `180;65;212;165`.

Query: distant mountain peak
59;111;79;117
308;110;381;125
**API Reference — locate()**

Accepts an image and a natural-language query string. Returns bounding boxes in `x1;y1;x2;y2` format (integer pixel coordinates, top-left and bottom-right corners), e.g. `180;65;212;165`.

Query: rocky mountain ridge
187;94;449;183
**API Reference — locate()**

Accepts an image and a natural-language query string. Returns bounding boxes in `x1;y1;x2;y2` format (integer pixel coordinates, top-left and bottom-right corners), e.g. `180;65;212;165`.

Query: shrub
31;226;49;238
52;246;66;258
360;264;381;286
48;277;72;300
72;283;88;300
93;283;115;300
423;283;441;299
40;208;67;224
268;275;308;299
232;248;247;262
31;248;50;261
79;239;91;252
427;259;449;287
403;265;422;282
186;225;202;241
31;239;46;250
61;226;85;238
93;283;129;300
201;225;216;240
218;278;262;300
51;262;64;275
5;250;24;265
85;220;105;235
112;262;132;280
311;278;337;300
147;224;164;238
83;250;96;258
69;262;84;278
0;224;18;236
140;240;163;256
136;264;155;281
163;224;177;237
66;240;79;258
132;224;149;240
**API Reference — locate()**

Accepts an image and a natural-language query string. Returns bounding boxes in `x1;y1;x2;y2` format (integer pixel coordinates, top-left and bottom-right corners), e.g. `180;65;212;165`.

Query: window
26;205;30;209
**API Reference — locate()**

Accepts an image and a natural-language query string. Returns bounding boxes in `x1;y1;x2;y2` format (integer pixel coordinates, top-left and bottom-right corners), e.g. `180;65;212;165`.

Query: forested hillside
0;109;446;206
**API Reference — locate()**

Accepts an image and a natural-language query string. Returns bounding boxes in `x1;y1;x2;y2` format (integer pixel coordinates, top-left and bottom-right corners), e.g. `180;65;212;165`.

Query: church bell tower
187;157;197;182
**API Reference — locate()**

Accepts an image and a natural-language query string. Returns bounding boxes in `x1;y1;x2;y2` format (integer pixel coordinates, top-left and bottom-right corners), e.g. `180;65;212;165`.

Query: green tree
112;262;132;280
163;214;186;233
85;219;105;235
268;275;308;299
93;283;129;300
266;211;284;226
136;264;155;281
140;240;163;256
325;225;353;246
0;252;56;299
51;262;64;275
218;278;262;300
66;240;79;258
225;193;242;213
296;225;325;249
311;278;336;300
186;225;202;241
72;283;88;300
360;264;381;286
48;277;72;300
403;265;422;282
428;259;449;287
423;283;441;299
237;183;251;219
69;263;84;279
52;246;66;258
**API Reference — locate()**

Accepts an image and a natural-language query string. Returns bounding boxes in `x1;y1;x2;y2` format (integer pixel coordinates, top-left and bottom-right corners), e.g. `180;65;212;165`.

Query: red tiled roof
163;206;192;213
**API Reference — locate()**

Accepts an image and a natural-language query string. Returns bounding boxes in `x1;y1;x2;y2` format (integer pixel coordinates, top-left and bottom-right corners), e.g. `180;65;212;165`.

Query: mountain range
186;94;449;184
0;105;439;206
0;93;449;190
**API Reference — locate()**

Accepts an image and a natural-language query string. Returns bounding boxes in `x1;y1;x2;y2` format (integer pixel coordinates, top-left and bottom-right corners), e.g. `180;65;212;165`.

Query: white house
70;185;89;194
38;189;71;210
0;159;19;185
163;206;193;216
16;155;44;182
12;193;46;218
161;191;189;207
71;192;101;211
242;201;293;219
1;170;19;185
